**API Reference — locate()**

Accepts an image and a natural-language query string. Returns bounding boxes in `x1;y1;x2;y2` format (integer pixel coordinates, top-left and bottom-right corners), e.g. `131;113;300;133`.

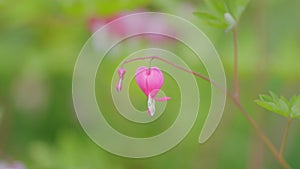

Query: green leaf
193;12;227;29
291;105;300;118
205;0;227;17
193;12;220;21
255;100;289;117
206;21;228;29
259;94;272;102
193;12;227;28
290;95;300;118
278;99;289;114
290;95;300;105
255;92;300;119
269;91;279;102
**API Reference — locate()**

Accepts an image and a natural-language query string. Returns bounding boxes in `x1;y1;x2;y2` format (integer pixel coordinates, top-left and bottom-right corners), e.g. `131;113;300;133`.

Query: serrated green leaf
255;100;289;117
290;96;297;104
269;91;279;102
291;105;300;118
259;94;272;102
279;99;289;114
256;92;300;120
290;95;300;105
290;95;300;119
280;96;290;106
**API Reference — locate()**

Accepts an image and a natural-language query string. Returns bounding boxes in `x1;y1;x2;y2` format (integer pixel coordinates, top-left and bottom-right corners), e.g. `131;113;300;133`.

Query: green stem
231;25;290;169
280;118;292;158
232;98;291;169
233;26;239;99
230;25;291;169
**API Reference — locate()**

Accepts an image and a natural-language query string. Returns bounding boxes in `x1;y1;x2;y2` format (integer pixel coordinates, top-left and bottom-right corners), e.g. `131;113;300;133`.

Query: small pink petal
116;67;126;92
118;67;126;78
149;89;171;102
153;96;171;102
116;78;123;93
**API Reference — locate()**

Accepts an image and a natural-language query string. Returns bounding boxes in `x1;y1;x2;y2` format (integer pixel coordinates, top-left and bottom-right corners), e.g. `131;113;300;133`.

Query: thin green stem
232;98;291;169
230;25;290;169
233;26;239;99
280;118;292;158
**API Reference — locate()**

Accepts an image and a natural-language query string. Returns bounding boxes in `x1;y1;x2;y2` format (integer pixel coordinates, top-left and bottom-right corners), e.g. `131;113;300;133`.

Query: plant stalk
233;26;239;99
230;26;291;169
279;118;292;158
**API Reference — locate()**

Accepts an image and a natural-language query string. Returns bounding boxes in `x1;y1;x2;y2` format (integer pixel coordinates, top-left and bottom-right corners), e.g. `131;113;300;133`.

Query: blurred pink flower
88;12;175;42
0;161;26;169
88;14;124;34
135;66;170;116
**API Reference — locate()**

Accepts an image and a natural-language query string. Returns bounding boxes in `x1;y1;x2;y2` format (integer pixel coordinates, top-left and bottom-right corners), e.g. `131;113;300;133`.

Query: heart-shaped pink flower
135;66;170;116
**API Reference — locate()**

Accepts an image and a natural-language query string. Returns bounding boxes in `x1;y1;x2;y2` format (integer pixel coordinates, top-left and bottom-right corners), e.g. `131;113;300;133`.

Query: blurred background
0;0;300;168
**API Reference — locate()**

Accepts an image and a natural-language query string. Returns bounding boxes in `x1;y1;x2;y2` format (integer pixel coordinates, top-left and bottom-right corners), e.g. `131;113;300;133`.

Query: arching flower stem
121;56;226;94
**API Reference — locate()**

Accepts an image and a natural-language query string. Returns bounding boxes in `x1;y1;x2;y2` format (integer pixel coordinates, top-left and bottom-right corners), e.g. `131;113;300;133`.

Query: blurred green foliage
28;131;121;169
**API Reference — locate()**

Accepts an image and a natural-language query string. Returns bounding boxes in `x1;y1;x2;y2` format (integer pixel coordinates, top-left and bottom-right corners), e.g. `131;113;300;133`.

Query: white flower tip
224;12;236;32
147;95;156;116
224;13;235;24
116;79;123;92
147;108;155;116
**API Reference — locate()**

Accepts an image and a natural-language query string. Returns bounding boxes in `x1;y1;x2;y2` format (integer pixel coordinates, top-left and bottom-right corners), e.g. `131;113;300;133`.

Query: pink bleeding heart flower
135;66;170;116
116;67;126;92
